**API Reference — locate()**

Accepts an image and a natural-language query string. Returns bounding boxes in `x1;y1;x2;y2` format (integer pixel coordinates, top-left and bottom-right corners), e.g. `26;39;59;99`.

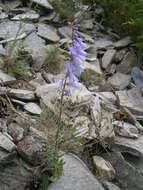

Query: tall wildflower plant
53;19;87;177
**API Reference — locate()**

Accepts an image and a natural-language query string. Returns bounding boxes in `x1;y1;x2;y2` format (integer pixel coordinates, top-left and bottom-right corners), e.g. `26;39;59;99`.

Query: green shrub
95;0;143;54
49;0;77;21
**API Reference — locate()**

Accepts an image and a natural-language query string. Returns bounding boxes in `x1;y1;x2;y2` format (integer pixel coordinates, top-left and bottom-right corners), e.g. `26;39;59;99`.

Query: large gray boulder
48;154;105;190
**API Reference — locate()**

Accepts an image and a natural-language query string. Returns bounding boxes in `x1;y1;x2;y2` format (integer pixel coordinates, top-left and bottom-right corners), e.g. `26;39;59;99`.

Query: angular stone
116;88;143;115
93;156;116;181
48;154;105;190
102;181;121;190
38;24;60;42
83;60;102;75
117;51;137;74
114;49;127;63
12;10;40;21
102;152;143;190
17;127;47;165
95;92;117;104
8;88;35;101
131;67;143;90
108;72;131;90
102;49;116;70
29;72;46;88
8;123;24;143
31;0;53;10
81;19;94;30
111;135;143;157
0;132;16;152
0;21;35;39
113;121;139;139
58;26;72;39
93;38;113;50
24;103;42;115
0;70;16;84
114;37;132;49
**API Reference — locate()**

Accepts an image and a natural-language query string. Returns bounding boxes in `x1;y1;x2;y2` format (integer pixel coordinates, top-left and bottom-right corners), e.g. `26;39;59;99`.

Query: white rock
0;70;16;84
93;156;116;181
12;11;40;21
31;0;53;10
113;121;139;139
83;60;102;75
102;49;116;70
24;103;42;115
0;132;16;152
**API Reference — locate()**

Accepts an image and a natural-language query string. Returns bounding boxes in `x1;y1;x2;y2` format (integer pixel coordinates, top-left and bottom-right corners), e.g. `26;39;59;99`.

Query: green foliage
95;0;143;53
4;45;32;78
49;0;77;21
81;0;96;5
43;46;62;74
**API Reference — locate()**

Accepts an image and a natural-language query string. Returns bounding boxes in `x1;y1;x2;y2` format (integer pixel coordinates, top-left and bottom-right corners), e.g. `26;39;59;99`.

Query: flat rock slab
8;88;35;101
24;102;42;115
131;67;143;90
114;37;132;49
0;70;16;84
108;72;131;90
48;154;105;190
31;0;53;10
103;181;121;190
12;11;40;21
111;135;143;157
0;132;16;152
0;44;6;56
38;24;60;42
58;26;72;39
0;21;35;39
102;49;116;70
116;88;143;115
83;60;102;75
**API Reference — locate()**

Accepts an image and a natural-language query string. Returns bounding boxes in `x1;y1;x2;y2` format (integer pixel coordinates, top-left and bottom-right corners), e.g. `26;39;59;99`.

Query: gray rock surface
24;102;42;115
48;154;105;190
102;181;121;190
12;10;40;21
31;0;53;10
0;70;16;84
38;24;60;42
0;132;16;152
131;67;143;90
114;37;132;49
102;49;116;70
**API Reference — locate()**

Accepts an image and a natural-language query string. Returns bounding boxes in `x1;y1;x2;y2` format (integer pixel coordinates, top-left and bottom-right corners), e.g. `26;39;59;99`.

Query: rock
29;72;46;88
38;24;60;42
0;149;16;164
90;96;101;128
114;49;127;63
0;132;16;152
23;32;46;71
1;0;21;10
73;116;96;139
12;10;40;21
116;88;143;116
114;37;132;49
7;88;35;101
82;33;94;44
102;181;121;190
81;19;94;30
31;0;53;10
0;44;6;56
8;123;24;143
58;26;72;39
93;156;115;181
111;135;143;157
113;121;138;139
0;157;33;190
83;60;102;75
93;38;113;50
108;72;131;90
48;154;105;190
24;103;42;115
117;51;137;74
39;11;56;22
95;92;117;104
0;12;8;20
102;152;143;190
17;127;47;165
102;49;116;70
0;21;35;39
0;70;16;84
131;67;143;90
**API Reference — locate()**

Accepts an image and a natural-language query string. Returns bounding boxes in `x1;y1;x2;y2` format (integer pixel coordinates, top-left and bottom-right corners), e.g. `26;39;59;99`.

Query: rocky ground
0;0;143;190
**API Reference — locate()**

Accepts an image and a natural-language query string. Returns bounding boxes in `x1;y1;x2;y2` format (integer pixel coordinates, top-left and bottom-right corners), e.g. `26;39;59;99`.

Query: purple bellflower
59;21;87;95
